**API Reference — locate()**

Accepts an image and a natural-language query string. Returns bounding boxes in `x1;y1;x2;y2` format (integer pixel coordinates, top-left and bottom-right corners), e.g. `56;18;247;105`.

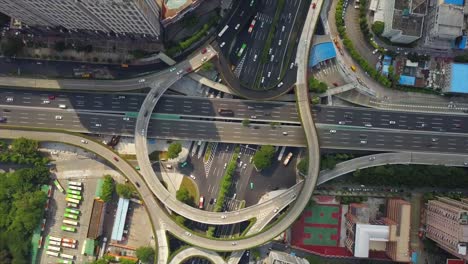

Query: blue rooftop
309;42;337;67
449;63;468;93
399;75;416;86
111;198;129;241
444;0;464;5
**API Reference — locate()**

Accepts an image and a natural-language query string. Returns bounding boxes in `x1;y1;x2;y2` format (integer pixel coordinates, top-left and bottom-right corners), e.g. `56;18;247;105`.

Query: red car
312;3;316;9
48;95;56;100
113;157;119;162
186;67;192;72
201;48;207;54
332;82;339;87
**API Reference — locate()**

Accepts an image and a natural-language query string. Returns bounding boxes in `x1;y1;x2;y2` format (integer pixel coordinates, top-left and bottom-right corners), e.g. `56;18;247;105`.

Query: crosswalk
256;12;272;24
233;55;246;77
204;142;218;177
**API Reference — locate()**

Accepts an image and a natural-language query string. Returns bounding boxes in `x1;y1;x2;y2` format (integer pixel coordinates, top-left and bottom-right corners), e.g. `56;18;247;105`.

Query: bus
237;44;247;57
62;243;76;249
199;196;205;209
47;246;61;252
61;226;76;232
60;253;74;260
63;213;78;220
49;240;61;246
65;208;80;215
65;197;80;204
67;202;78;208
62;238;77;244
283;152;293;166
218;25;229;38
46;251;59;257
68;181;82;187
248;19;256;33
53;180;64;193
68;185;82;191
49;236;62;242
250;182;254;190
218;108;234;116
63;220;78;226
67;189;81;195
277;146;286;161
66;194;82;200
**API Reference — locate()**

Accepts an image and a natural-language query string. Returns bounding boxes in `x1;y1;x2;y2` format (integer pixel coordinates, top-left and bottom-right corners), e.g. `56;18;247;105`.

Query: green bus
63;213;78;220
66;194;82;200
65;208;80;215
67;189;81;195
237;44;247;57
61;226;76;232
180;161;188;168
250;182;254;190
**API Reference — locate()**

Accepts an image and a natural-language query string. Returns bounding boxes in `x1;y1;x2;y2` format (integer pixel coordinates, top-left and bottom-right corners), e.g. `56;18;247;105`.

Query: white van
58;104;67;109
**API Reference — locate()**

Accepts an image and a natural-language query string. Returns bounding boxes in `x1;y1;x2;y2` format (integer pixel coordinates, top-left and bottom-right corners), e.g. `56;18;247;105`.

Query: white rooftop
354;224;390;258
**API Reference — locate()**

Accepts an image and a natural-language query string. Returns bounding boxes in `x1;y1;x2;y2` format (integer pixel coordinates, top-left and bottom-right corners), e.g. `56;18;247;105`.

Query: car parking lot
39;178;97;264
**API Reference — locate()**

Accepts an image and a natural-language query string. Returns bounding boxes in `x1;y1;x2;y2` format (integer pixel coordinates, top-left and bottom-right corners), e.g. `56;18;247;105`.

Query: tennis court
291;203;342;247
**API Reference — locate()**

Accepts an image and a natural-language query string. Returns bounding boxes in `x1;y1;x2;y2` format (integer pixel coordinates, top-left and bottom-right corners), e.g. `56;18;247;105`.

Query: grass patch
180;177;199;203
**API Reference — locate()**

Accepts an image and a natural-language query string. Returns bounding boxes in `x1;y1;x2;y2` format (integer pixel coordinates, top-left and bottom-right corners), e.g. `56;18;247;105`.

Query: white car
243;164;247;169
184;232;192;236
338;121;346;125
253;54;257;62
277;82;284;87
6;97;13;102
282;131;288;135
123;117;130;121
95;123;102;127
273;207;279;213
290;62;294;69
80;139;88;144
190;175;196;180
141;128;145;135
261;77;265;84
360;140;367;144
364;123;372;127
224;163;227;169
278;40;282;46
221;215;227;219
267;71;271;77
235;24;240;30
220;42;226;48
55;115;62;120
43;100;50;104
330;130;336;133
389;120;396;124
138;78;145;83
240;161;243;167
169;67;176;72
201;56;207;62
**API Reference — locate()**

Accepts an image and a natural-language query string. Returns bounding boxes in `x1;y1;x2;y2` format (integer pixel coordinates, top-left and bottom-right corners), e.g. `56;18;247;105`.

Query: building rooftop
435;4;464;37
309;41;337;68
111;198;130;241
449;63;468;93
267;251;310;264
443;0;465;5
354;224;390;258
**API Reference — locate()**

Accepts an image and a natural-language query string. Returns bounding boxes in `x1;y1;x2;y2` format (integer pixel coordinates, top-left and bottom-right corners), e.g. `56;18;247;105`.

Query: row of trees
0;139;51;263
101;175;136;201
176;186;194;206
351;165;468;188
213;146;240;212
90;246;154;264
335;0;392;88
166;14;219;56
252;145;276;170
0;138;49;166
320;153;355;170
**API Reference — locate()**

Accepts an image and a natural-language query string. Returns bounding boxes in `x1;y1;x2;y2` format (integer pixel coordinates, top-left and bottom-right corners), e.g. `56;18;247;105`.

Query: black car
209;198;214;204
135;182;140;188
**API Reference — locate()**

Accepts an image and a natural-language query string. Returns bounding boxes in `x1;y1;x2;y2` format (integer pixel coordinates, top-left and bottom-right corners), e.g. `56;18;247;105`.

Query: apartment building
425;197;468;261
425;0;465;48
345;199;411;262
0;0;161;37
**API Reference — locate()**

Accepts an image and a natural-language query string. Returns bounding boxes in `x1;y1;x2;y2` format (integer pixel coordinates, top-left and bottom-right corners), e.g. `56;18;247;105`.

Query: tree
90;259;108;264
371;21;385;36
53;41;66;52
100;175;114;202
297;156;308;175
253;145;275;170
1;37;24;57
176;187;193;205
167;142;182;159
136;246;155;263
242;119;250;127
120;259;137;264
311;96;320;104
10;138;39;157
116;184;134;199
201;61;213;71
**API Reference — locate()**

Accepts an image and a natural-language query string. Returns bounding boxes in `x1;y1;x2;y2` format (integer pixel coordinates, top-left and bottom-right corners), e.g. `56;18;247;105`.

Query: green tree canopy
297;156;308;175
136;246;155;263
167;142;182;159
53;41;67;52
371;21;385;36
253;145;275;170
1;36;24;57
308;77;328;93
242;119;250;127
101;175;114;202
176;187;193;205
116;183;134;199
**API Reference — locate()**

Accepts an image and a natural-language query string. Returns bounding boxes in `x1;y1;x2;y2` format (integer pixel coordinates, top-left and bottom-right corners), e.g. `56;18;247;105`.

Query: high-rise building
425;197;468;261
345;199;411;262
381;0;426;44
0;0;161;37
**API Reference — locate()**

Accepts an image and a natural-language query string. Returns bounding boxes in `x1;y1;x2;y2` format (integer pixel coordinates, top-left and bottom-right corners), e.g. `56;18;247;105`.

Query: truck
283;152;293;166
199;196;205;209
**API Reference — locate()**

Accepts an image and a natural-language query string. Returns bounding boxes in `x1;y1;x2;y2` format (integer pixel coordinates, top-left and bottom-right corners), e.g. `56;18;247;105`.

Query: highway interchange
2;0;468;262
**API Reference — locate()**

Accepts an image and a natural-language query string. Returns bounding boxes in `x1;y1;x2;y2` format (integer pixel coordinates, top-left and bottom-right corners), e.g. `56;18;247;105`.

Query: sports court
291;202;342;249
